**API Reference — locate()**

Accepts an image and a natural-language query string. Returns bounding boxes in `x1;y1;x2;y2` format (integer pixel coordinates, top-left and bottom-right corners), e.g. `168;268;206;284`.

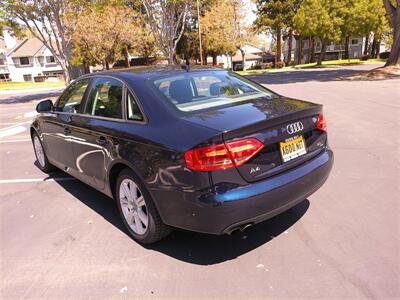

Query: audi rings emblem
286;121;304;134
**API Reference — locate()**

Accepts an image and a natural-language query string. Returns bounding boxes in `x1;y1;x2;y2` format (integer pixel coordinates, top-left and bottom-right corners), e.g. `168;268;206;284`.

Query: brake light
316;114;327;132
185;138;264;171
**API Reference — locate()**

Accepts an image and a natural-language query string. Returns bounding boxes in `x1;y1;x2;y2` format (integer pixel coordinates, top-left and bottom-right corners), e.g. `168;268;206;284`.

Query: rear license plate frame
280;135;307;163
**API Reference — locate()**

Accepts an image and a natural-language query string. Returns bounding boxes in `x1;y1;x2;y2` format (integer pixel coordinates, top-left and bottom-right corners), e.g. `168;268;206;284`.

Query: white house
0;28;64;82
215;45;276;70
283;36;390;64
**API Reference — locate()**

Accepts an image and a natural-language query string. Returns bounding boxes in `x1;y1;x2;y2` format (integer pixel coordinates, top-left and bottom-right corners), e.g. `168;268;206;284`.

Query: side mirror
36;99;54;113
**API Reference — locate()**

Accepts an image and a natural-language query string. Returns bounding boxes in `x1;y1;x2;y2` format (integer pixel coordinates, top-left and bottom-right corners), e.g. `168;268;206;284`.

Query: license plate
280;135;307;162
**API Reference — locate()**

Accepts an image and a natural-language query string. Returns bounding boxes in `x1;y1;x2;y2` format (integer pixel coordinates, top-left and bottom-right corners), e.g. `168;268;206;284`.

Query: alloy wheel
33;135;45;168
119;178;149;235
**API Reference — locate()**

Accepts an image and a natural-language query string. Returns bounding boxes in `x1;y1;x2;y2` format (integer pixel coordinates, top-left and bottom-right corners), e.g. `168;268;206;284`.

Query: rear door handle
64;127;71;135
96;136;108;145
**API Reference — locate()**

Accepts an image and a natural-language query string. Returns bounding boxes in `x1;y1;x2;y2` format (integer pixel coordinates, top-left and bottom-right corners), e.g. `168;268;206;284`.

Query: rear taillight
185;138;264;171
316;114;327;132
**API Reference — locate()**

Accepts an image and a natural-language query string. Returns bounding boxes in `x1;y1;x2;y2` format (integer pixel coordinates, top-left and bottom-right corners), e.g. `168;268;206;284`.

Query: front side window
84;77;123;119
152;71;275;112
57;78;90;113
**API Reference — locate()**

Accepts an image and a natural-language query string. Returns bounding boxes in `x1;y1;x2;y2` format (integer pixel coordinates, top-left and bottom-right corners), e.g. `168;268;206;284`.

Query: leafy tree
199;0;254;69
383;0;400;66
142;0;189;64
1;0;86;82
232;0;257;69
73;2;155;69
176;0;220;64
294;0;344;65
255;0;297;63
349;0;388;56
201;0;237;64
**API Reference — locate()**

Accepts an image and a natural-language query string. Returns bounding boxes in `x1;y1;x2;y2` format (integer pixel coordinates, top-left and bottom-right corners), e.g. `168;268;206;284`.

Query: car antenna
181;58;190;72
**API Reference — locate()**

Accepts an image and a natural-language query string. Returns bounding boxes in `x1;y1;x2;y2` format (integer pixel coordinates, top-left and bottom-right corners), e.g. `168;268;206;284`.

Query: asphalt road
1;64;399;299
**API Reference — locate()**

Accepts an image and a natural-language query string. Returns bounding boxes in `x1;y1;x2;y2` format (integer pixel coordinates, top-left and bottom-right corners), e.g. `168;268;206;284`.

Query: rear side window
57;78;90;113
127;92;143;121
84;77;123;119
152;71;275;112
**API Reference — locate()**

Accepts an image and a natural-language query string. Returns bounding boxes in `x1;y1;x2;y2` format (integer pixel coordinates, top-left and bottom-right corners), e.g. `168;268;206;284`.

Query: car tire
116;168;172;244
32;132;55;173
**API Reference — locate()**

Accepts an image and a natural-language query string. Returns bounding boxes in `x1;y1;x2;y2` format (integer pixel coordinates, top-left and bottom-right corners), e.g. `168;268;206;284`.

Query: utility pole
197;0;203;65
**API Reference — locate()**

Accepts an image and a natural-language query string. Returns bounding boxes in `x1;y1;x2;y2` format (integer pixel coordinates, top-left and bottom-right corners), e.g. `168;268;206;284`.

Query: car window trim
55;74;147;124
125;86;145;122
78;77;96;115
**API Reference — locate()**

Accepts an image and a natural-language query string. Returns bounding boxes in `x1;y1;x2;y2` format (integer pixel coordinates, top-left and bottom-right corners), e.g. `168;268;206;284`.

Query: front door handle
96;136;108;145
64;127;71;135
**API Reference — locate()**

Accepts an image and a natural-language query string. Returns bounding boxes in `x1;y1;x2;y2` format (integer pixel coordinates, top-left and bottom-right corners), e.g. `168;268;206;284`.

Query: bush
249;65;262;70
361;55;370;61
379;51;390;59
261;62;273;69
275;61;285;68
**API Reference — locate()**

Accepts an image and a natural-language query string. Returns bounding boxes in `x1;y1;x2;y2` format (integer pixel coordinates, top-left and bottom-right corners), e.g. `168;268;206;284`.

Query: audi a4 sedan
31;66;333;244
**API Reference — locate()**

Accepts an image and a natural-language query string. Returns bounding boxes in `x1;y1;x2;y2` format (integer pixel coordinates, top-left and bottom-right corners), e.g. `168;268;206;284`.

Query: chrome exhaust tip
240;223;253;233
227;223;253;235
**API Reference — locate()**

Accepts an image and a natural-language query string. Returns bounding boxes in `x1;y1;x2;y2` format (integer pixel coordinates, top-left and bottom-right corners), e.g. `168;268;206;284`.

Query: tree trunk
240;49;245;70
297;36;303;65
383;0;400;66
363;35;369;55
167;48;174;65
310;37;316;63
307;37;311;63
82;60;90;74
124;47;130;67
287;29;293;65
202;49;207;65
371;36;377;58
212;53;217;65
63;68;71;84
276;28;282;62
318;40;327;65
375;38;381;58
105;60;110;70
230;55;233;71
386;25;400;66
344;36;350;59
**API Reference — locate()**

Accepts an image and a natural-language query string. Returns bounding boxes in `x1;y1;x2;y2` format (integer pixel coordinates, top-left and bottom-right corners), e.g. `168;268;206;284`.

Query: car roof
81;65;225;81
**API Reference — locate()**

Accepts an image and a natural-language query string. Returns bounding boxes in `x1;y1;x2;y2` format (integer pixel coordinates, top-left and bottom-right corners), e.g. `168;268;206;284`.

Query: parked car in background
31;66;333;244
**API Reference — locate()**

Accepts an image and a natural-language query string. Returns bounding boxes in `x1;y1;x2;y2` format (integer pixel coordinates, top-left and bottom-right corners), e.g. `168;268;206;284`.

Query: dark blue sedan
31;66;333;244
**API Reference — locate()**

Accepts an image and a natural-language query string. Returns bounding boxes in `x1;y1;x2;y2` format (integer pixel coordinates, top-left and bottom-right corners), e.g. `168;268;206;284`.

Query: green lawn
0;81;66;91
294;58;386;69
236;58;386;75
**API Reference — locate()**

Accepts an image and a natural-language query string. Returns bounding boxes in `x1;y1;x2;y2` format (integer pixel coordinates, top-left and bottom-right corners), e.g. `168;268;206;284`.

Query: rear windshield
152;71;276;112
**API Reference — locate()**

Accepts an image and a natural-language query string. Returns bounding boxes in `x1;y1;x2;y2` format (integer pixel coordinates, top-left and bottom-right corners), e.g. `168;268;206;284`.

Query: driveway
0;63;399;298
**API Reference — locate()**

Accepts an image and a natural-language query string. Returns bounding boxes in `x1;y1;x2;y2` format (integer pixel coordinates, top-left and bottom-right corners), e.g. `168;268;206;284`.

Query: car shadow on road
52;170;309;265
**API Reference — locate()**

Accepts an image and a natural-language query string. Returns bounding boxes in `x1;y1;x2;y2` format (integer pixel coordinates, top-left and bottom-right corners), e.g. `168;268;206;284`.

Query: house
0;28;64;82
215;45;276;70
283;36;389;64
283;36;363;64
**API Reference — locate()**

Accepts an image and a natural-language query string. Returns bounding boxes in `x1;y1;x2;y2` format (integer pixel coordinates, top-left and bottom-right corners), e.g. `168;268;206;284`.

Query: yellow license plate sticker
280;135;307;162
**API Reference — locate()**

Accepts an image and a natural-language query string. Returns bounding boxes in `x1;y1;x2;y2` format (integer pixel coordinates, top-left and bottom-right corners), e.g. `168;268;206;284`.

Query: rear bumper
154;148;333;235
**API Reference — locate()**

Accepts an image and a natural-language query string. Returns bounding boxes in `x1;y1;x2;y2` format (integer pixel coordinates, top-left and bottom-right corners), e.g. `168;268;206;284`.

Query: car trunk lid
182;96;327;182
